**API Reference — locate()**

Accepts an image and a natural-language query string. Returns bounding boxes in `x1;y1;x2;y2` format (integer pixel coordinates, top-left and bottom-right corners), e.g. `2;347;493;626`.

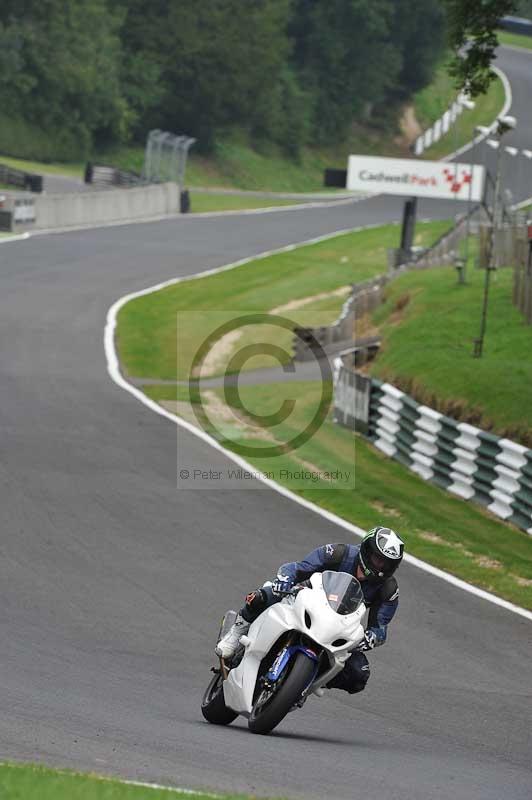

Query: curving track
0;47;531;800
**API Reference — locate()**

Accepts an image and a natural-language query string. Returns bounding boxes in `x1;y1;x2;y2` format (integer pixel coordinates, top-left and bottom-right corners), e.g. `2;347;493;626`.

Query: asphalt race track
0;47;531;800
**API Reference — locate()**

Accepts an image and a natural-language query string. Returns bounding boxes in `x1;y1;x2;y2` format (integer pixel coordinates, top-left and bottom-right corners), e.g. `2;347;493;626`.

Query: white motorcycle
201;570;367;734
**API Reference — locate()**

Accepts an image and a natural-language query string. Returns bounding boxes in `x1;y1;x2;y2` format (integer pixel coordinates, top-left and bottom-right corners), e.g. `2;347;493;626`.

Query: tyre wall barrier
333;361;532;535
84;163;142;187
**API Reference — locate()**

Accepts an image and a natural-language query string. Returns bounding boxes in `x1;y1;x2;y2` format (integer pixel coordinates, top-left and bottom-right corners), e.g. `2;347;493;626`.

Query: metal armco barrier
333;361;532;535
0;162;43;192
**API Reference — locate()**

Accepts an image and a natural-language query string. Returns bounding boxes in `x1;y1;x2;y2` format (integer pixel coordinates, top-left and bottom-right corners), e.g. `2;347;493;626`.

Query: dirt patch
272;285;351;315
396;105;423;147
193;286;352;379
160;400;200;428
371;500;402;519
418;532;478;561
394;293;411;313
512;574;532;587
355;315;380;340
196;329;242;378
474;556;503;570
203;390;275;442
418;531;446;545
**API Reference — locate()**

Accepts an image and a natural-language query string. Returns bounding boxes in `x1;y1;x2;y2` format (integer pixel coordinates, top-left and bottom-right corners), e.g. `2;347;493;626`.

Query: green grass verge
498;29;532;51
117;220;450;381
105;131;409;194
189;192;308;213
413;57;459;130
369;264;532;443
421;76;506;160
116;219;532;608
144;378;532;609
0;762;265;800
0;154;84;178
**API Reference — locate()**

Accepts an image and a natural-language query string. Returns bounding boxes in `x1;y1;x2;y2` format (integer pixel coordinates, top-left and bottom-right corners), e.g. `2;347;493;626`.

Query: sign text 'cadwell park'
347;155;485;202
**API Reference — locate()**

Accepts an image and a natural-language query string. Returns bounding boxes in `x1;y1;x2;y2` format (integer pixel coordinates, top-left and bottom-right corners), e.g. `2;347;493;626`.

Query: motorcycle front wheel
248;651;315;735
201;671;238;726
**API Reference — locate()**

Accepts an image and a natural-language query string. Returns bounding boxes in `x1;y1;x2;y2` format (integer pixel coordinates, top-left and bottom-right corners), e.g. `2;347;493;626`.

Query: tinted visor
368;553;388;573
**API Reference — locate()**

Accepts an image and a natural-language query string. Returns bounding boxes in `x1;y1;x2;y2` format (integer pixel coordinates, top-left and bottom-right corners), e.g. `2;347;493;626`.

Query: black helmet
358;526;404;580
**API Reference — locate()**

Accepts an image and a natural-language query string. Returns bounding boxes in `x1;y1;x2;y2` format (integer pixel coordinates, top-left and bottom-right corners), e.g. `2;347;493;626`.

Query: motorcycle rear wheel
248;651;315;735
201;671;238;726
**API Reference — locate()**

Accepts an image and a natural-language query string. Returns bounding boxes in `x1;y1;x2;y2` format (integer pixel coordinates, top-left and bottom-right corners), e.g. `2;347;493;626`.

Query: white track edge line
105;228;532;623
0;763;221;798
119;777;221;796
0;232;30;245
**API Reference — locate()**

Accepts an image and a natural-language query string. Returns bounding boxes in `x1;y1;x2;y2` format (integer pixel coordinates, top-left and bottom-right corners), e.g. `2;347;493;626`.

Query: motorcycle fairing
223;572;366;715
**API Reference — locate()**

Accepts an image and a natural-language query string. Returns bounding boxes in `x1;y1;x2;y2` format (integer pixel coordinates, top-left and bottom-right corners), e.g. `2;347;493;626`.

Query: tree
117;0;293;151
290;0;403;142
0;0;128;158
444;0;517;95
391;0;446;95
514;0;532;16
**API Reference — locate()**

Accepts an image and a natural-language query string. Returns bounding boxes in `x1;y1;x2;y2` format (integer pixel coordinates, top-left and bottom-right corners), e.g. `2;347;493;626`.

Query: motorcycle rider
215;526;404;694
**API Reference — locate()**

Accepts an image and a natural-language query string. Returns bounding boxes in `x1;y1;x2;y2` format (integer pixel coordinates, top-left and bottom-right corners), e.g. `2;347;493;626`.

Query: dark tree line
0;0;517;161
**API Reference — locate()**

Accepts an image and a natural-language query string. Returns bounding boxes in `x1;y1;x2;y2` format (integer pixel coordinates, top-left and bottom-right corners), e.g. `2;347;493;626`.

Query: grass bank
0;762;261;800
0;64;507;195
413;57;459;129
369;265;532;444
420;75;506;160
498;30;532;51
116;221;532;609
100;130;408;194
189;192;310;213
117;221;449;381
0;154;84;178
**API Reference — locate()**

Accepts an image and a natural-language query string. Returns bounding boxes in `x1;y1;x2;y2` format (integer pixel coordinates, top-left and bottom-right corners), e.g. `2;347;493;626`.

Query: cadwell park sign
347;155;485;202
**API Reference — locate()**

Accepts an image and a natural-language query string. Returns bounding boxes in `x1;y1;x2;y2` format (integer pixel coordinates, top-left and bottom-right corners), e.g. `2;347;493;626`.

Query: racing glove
272;575;295;596
357;630;377;651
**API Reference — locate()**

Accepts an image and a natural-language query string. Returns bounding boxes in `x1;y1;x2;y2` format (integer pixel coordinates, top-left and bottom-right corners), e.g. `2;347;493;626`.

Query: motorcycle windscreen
321;571;363;615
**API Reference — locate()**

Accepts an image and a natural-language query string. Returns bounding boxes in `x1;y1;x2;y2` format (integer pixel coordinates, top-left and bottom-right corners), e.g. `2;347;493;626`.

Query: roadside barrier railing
333;361;532;535
0;162;43;193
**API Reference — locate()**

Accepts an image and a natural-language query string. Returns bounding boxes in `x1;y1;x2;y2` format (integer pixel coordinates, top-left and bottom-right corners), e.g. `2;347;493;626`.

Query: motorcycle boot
215;613;250;659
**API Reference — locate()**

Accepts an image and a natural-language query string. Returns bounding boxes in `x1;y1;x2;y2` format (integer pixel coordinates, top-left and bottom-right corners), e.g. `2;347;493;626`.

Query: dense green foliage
0;0;127;159
1;0;448;161
444;0;517;95
514;0;532;15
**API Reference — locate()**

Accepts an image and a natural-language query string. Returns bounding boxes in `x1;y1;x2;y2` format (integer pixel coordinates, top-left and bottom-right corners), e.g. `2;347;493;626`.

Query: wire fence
142;130;196;189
